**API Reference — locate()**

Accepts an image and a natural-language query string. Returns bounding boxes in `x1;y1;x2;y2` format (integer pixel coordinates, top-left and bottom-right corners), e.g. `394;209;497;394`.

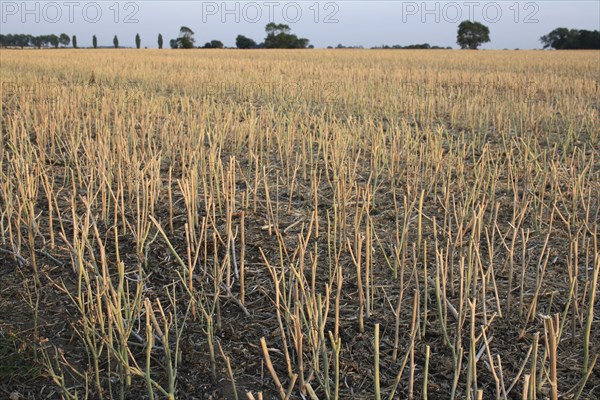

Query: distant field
1;49;599;399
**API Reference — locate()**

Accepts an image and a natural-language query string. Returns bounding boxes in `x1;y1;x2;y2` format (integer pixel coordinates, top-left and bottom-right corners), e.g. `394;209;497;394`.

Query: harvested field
1;49;599;399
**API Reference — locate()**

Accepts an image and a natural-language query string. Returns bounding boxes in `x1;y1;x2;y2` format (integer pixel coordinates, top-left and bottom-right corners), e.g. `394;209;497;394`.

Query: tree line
370;44;452;50
0;32;155;49
539;28;600;50
0;24;309;50
169;23;311;49
0;33;71;48
1;23;598;50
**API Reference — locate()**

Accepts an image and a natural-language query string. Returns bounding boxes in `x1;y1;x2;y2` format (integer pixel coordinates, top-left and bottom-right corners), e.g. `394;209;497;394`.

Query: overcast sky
1;1;599;49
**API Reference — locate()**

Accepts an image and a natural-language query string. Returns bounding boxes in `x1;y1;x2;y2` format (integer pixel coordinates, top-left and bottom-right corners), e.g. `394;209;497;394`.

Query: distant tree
296;38;310;48
0;34;33;47
372;42;447;50
577;30;600;49
72;35;77;48
263;23;309;49
540;28;600;49
15;34;32;48
135;33;141;49
171;26;196;48
113;35;119;48
540;28;574;49
49;34;59;48
405;43;431;49
33;36;43;48
266;22;291;36
335;43;364;49
158;33;163;49
203;40;224;49
59;33;70;47
45;35;57;47
236;34;256;49
93;35;98;49
456;20;490;49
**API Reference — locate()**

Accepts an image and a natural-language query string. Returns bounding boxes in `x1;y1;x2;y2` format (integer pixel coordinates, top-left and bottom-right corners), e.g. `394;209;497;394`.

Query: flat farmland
1;49;599;399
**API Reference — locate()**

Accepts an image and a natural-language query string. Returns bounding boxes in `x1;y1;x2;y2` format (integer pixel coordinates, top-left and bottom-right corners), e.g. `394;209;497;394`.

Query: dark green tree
72;35;77;48
577;30;600;49
135;33;141;49
171;26;196;48
92;35;98;49
203;40;224;49
17;34;32;48
456;20;490;49
263;23;309;48
158;33;163;49
296;38;310;48
266;22;291;36
540;28;600;49
33;36;43;48
49;34;59;48
540;28;573;49
113;35;119;48
236;34;256;49
0;34;32;47
59;33;70;47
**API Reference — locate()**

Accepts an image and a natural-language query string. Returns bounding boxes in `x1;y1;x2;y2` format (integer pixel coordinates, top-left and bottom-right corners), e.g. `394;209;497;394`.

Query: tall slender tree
135;33;141;49
72;35;77;48
92;35;97;49
113;35;119;48
158;33;163;49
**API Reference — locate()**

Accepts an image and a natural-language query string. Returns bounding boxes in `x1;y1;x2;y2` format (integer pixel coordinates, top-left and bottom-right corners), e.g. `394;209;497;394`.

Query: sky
1;1;599;49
